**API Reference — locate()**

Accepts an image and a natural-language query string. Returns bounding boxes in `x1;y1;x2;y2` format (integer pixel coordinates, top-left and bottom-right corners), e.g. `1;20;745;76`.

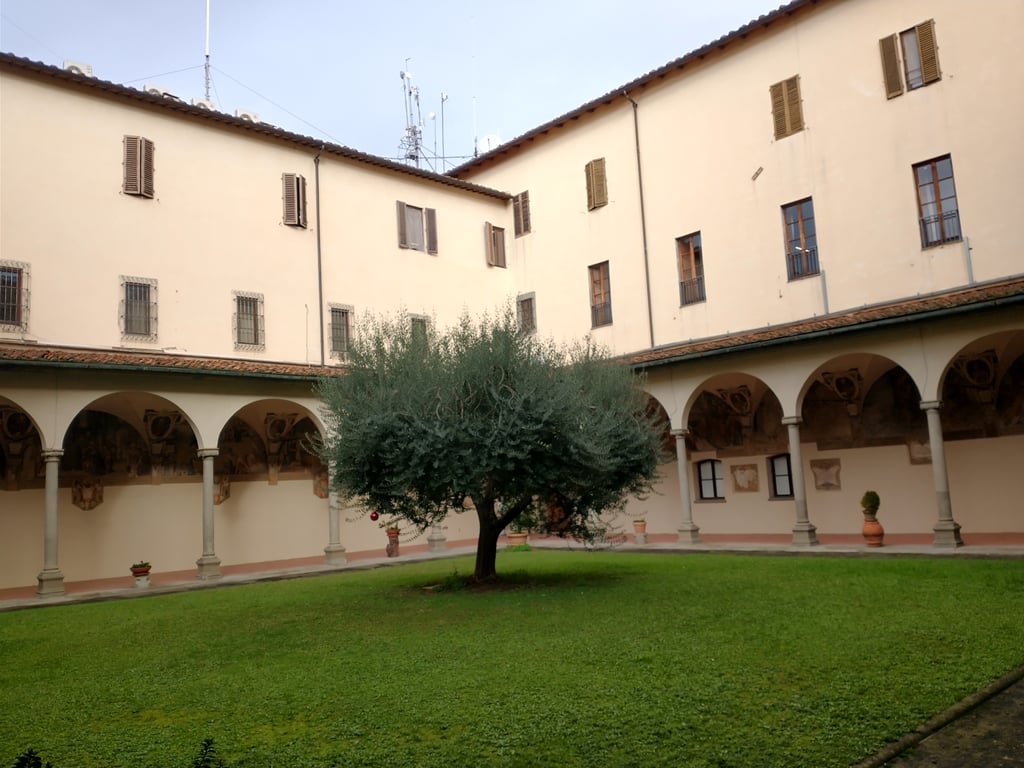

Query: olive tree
317;306;665;580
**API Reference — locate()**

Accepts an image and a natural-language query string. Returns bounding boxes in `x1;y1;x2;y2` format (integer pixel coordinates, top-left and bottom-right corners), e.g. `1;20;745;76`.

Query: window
485;222;506;268
676;232;705;305
123;135;155;198
769;76;804;140
697;459;725;500
0;262;29;330
914;155;961;247
782;198;819;280
282;173;307;228
585;158;608;210
879;20;940;98
769;454;793;498
410;315;429;345
517;293;536;334
396;201;438;254
233;292;265;349
329;305;352;358
120;276;157;340
588;261;612;327
513;191;531;236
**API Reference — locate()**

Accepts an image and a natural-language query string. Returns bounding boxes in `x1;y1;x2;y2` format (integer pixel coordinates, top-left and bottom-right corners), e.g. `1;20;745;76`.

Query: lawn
2;550;1023;768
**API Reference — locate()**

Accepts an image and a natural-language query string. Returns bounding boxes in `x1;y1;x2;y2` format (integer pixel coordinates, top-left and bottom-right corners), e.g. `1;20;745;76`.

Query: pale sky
1;0;781;171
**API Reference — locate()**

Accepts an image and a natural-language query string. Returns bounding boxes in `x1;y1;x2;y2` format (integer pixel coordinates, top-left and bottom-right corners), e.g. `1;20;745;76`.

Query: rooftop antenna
472;96;479;158
204;0;212;100
440;92;448;171
399;61;425;168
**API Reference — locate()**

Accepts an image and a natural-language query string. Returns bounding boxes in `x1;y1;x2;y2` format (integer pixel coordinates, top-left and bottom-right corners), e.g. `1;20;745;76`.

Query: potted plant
130;560;151;577
385;525;400;557
506;510;534;547
860;491;884;547
632;517;648;544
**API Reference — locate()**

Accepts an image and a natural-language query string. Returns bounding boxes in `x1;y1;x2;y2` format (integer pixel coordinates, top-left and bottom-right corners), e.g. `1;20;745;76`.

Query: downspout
624;91;655;349
314;148;325;366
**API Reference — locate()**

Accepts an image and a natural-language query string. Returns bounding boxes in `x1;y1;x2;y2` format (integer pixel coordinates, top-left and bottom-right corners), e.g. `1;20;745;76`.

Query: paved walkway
3;535;1023;767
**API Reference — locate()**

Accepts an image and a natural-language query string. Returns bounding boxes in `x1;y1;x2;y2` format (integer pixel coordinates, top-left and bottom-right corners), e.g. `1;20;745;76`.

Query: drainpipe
624;91;655;350
314;148;325;366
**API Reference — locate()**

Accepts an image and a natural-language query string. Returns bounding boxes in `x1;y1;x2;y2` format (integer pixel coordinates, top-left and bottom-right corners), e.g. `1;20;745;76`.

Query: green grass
2;551;1023;767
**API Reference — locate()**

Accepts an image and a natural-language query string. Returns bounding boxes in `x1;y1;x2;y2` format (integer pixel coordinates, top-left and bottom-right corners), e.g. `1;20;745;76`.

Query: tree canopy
317;306;666;580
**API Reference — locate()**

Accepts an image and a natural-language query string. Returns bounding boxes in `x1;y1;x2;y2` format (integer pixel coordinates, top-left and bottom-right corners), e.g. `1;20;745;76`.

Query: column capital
41;449;64;462
670;428;690;439
919;400;942;411
781;416;802;427
196;448;220;459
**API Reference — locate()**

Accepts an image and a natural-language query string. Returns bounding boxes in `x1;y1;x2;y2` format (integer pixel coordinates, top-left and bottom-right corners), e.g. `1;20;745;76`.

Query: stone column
783;417;818;546
672;428;700;543
195;449;222;579
324;487;347;565
36;450;65;596
920;401;963;547
427;523;447;553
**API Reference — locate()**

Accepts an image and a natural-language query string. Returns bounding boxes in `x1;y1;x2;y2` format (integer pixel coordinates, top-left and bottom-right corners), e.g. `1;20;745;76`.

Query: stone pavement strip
855;664;1024;768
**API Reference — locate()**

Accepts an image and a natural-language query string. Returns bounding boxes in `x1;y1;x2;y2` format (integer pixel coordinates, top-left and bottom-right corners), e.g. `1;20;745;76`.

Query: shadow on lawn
408;565;625;595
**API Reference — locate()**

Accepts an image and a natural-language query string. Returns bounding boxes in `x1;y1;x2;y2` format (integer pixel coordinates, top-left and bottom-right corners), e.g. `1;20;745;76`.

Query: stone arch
215;398;325;492
684;372;786;457
939;330;1024;440
800;353;924;452
641;391;675;461
0;396;45;491
60;392;201;487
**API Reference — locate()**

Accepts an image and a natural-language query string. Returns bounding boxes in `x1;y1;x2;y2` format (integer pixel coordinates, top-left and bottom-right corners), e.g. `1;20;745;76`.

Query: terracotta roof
628;276;1024;369
0;343;342;380
449;0;823;178
0;52;510;202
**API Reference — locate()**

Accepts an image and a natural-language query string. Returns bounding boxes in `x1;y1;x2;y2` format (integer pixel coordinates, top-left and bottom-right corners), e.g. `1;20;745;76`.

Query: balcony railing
679;275;706;306
920;210;961;248
591;301;612;327
787;247;820;281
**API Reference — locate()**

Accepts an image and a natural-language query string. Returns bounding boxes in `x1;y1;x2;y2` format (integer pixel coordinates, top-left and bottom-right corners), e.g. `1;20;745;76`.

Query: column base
791;523;819;546
324;544;347;566
677;524;701;544
427;526;447;553
36;568;65;597
195;554;222;580
932;520;964;548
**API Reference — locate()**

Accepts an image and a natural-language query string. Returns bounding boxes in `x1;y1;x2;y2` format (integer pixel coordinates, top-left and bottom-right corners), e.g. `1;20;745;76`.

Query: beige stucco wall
459;0;1024;356
0;76;512;362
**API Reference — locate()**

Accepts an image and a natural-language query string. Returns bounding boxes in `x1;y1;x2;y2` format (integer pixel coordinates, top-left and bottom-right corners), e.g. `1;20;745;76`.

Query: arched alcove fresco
685;374;785;457
60;394;200;488
0;400;44;491
801;354;924;452
215;400;326;500
940;330;1024;440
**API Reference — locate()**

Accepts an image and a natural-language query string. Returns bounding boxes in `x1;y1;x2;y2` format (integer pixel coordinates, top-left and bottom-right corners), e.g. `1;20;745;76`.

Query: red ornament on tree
370;511;379;521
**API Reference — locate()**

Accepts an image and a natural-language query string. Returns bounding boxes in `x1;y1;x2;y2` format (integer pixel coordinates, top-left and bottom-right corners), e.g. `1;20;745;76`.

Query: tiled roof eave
0;344;344;381
628;276;1024;369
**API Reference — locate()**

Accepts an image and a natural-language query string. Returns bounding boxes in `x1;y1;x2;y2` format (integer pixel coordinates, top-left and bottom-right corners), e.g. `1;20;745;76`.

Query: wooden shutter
140;138;154;198
585;159;607;210
425;208;438;254
879;35;905;98
785;77;803;133
771;77;803;139
485;222;496;265
396;201;409;248
282;173;306;227
916;19;941;84
513;191;531;236
124;136;155;198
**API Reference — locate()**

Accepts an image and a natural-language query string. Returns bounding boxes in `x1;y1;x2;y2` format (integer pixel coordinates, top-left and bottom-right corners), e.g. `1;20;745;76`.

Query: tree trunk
473;497;502;581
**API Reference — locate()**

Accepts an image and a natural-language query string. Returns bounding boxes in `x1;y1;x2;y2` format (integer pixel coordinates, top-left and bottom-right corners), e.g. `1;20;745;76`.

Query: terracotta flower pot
130;566;151;577
507;532;529;547
862;514;884;547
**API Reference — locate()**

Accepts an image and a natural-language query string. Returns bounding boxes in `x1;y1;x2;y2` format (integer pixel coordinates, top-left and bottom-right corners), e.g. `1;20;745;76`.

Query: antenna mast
204;0;212;100
398;61;424;168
